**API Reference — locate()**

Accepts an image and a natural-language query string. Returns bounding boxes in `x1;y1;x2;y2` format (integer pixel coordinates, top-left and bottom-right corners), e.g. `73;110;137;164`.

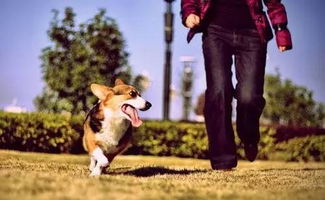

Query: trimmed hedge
129;122;279;160
274;126;325;142
269;135;325;162
0;112;81;153
128;121;208;158
0;111;324;161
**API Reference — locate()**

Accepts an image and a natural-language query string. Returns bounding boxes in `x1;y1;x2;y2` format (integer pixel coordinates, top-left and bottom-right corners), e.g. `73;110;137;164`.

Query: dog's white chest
95;111;130;153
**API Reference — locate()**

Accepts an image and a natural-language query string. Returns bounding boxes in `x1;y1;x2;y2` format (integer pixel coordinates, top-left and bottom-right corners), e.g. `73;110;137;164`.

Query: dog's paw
89;173;100;177
89;167;102;176
89;170;101;177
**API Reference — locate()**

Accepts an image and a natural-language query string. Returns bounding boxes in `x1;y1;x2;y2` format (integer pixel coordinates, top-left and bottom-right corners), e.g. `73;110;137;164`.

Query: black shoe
211;165;236;171
211;160;237;170
244;143;258;162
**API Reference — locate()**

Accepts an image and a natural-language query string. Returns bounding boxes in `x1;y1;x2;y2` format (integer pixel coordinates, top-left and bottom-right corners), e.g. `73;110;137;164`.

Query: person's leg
202;25;237;169
234;28;267;161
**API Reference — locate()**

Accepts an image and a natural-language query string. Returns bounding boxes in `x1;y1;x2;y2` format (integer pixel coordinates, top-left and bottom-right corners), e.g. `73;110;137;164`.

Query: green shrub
130;122;324;161
129;122;278;160
0;112;80;153
128;121;209;158
0;111;324;161
268;135;325;162
274;126;325;142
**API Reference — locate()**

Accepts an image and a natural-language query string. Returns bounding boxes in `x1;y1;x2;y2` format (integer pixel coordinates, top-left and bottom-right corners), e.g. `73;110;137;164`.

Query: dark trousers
202;24;267;169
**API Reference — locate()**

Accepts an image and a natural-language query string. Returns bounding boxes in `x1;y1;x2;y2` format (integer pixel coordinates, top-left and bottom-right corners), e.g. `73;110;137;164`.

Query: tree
262;71;324;127
35;8;147;114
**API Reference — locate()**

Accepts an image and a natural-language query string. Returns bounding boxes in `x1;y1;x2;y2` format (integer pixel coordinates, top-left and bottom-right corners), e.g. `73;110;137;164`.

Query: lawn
0;150;324;200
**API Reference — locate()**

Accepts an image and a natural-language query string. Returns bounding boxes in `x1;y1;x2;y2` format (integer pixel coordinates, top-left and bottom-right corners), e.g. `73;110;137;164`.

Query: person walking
180;0;292;170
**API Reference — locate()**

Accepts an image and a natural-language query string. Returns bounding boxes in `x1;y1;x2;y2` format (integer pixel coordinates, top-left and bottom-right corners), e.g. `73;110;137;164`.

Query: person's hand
185;14;200;28
279;46;287;52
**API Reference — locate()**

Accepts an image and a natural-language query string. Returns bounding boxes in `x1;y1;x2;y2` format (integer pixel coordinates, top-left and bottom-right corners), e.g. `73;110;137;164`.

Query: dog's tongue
123;105;143;127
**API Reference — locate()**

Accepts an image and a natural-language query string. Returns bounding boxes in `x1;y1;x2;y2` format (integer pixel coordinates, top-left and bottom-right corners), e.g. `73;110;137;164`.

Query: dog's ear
115;79;125;86
90;84;114;100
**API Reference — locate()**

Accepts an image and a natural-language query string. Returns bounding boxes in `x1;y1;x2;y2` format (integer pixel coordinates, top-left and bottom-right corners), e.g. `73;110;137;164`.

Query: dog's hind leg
89;147;109;176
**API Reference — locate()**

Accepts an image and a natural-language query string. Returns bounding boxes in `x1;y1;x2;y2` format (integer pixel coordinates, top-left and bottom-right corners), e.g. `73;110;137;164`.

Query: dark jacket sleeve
180;0;200;27
263;0;292;49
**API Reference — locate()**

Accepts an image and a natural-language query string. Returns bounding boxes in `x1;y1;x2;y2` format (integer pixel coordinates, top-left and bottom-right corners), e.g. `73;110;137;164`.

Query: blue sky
0;0;324;120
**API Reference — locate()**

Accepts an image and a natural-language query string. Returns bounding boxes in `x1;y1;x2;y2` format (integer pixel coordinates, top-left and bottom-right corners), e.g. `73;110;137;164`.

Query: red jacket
181;0;292;49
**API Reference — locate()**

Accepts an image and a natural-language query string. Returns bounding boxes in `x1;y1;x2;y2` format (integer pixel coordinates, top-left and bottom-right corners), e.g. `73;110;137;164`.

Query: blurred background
0;0;324;124
0;0;324;163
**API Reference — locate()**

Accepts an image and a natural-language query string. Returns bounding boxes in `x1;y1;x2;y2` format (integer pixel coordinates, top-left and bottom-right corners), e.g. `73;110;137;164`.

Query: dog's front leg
89;156;96;172
90;147;109;176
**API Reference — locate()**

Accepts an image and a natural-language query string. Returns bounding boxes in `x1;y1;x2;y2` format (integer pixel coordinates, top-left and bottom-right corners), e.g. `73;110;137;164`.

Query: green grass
0;150;324;200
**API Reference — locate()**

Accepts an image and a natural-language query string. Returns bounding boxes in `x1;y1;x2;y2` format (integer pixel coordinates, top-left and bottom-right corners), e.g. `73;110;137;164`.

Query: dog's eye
129;91;137;98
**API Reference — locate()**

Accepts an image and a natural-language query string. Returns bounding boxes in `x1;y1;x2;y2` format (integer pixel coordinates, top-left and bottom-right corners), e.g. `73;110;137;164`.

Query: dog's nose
140;101;152;111
146;101;152;109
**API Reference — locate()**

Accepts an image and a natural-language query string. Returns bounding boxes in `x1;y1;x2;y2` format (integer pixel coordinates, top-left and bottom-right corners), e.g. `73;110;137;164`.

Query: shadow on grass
107;166;208;177
259;168;325;172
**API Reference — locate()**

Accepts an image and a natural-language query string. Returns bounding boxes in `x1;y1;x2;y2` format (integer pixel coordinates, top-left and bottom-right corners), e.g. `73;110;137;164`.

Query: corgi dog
83;79;151;176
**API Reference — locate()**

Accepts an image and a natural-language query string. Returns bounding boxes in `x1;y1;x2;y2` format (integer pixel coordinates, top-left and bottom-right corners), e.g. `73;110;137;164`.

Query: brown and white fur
83;79;151;176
